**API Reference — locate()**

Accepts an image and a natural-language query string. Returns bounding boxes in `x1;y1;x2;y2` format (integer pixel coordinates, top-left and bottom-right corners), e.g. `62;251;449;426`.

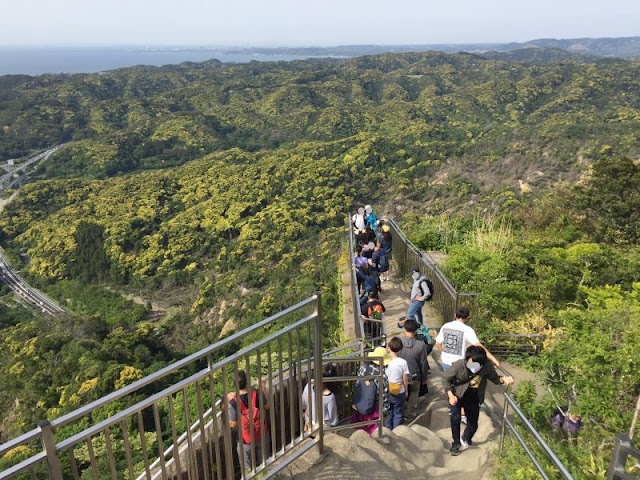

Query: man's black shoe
450;445;460;456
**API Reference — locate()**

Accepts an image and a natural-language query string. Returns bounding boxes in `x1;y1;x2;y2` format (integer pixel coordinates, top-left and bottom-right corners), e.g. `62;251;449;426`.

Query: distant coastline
1;36;638;76
0;46;343;76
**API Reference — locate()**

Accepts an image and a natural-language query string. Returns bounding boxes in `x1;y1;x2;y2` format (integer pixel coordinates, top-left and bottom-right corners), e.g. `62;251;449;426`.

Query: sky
1;0;638;47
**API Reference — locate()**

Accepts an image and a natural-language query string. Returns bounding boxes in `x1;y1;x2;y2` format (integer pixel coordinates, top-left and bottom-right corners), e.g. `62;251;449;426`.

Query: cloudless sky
1;0;638;46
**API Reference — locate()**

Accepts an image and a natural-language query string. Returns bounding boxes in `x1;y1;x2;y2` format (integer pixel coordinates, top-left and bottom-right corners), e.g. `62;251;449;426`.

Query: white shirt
352;213;366;231
301;383;339;427
385;357;409;394
436;320;480;366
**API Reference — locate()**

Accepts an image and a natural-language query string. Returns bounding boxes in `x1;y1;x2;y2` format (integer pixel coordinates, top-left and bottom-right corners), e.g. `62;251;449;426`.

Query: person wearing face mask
443;345;514;456
407;268;431;325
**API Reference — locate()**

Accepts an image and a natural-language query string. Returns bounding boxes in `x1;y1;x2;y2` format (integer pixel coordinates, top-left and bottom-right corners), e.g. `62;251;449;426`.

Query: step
350;429;424;478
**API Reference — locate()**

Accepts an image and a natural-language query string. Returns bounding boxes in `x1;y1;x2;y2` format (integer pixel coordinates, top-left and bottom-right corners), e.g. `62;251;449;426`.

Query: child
385;337;409;430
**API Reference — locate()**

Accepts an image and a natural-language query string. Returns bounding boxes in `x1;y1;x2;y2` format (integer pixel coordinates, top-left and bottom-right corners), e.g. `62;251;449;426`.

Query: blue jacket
356;269;378;293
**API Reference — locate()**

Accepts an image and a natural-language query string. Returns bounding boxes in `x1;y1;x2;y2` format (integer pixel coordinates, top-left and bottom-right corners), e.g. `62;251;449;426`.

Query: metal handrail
495;366;574;480
322;356;385;437
390;216;574;477
0;295;324;480
0;295;317;460
499;391;575;480
607;434;640;480
51;296;317;430
139;340;369;480
347;216;366;340
387;218;462;324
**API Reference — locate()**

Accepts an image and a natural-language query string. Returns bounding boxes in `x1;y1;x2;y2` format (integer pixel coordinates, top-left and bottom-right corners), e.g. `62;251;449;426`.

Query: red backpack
239;391;268;444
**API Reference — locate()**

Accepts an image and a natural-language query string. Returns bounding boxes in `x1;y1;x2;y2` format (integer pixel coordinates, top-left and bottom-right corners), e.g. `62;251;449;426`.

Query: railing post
313;293;324;454
607;434;630;480
607;433;635;480
38;420;63;480
499;387;512;456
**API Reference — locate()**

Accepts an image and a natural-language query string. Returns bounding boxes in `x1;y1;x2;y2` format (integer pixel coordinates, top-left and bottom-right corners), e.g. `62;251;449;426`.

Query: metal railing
0;295;325;480
387;218;479;324
347;216;367;340
497;365;574;480
322;356;385;438
607;434;640;480
483;334;546;357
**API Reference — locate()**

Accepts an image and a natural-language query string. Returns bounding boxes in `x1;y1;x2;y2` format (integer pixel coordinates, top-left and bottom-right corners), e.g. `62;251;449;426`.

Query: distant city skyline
1;0;638;47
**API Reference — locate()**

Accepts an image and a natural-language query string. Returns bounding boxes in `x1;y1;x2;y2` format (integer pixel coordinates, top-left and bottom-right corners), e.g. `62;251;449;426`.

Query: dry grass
489;307;561;351
465;212;513;255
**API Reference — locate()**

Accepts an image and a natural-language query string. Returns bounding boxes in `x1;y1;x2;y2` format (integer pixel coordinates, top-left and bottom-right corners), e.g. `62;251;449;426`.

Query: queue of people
224;206;514;474
352;205;514;455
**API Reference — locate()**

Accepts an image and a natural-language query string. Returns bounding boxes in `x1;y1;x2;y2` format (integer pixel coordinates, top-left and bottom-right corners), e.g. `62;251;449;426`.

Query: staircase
275;368;498;480
0;216;581;480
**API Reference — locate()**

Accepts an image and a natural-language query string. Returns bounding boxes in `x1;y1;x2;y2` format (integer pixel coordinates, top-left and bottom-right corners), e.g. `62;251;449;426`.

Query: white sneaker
461;415;467;424
460;438;472;448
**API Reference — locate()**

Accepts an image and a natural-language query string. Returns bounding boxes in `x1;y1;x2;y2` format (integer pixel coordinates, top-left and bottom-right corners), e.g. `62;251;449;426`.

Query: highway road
0;145;69;316
0;144;68;193
0;249;65;316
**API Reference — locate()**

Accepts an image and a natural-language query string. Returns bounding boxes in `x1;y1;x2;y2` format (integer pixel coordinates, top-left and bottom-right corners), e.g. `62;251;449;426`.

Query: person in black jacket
443;346;514;456
397;319;430;415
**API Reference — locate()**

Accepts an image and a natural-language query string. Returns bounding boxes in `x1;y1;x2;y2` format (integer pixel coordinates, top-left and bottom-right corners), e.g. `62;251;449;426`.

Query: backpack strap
238;390;259;411
420;279;430;297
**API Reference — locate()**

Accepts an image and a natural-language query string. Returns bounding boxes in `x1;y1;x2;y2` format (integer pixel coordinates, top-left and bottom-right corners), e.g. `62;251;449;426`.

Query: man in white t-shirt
385;337;410;430
435;307;500;370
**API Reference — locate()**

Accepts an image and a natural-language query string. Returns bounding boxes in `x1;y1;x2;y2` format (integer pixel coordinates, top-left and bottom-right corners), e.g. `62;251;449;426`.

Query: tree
573;154;640;244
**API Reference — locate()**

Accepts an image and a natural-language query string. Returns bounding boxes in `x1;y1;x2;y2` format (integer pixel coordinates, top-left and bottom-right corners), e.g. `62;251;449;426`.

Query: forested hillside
403;151;640;478
0;51;639;472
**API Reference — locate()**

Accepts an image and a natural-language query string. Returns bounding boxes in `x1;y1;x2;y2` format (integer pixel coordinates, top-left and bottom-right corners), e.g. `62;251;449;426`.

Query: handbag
388;382;402;396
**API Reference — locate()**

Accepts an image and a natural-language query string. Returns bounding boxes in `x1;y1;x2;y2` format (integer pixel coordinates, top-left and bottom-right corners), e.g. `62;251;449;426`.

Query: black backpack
419;278;434;301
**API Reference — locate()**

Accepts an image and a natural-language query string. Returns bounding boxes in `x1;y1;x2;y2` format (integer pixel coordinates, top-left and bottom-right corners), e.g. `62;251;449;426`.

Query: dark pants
237;432;271;471
450;392;480;447
386;393;406;430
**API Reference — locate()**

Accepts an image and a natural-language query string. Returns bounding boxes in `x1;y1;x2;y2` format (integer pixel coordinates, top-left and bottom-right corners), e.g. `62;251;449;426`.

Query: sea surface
0;47;334;76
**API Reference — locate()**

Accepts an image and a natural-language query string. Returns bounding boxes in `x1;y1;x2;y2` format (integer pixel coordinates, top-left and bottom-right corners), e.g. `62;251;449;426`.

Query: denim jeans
407;300;425;325
385;393;406;430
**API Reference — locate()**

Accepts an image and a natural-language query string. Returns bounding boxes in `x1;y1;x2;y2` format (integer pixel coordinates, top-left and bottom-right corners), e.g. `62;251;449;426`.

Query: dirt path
105;287;168;321
0;191;18;213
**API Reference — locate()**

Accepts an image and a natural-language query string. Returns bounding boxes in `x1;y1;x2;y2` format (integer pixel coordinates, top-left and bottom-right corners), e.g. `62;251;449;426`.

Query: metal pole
606;434;629;480
378;358;384;438
38;420;63;480
313;293;324;454
629;394;640;441
499;387;511;456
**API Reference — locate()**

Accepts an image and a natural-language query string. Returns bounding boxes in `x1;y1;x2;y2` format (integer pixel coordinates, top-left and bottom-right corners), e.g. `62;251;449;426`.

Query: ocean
0;47;332;76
